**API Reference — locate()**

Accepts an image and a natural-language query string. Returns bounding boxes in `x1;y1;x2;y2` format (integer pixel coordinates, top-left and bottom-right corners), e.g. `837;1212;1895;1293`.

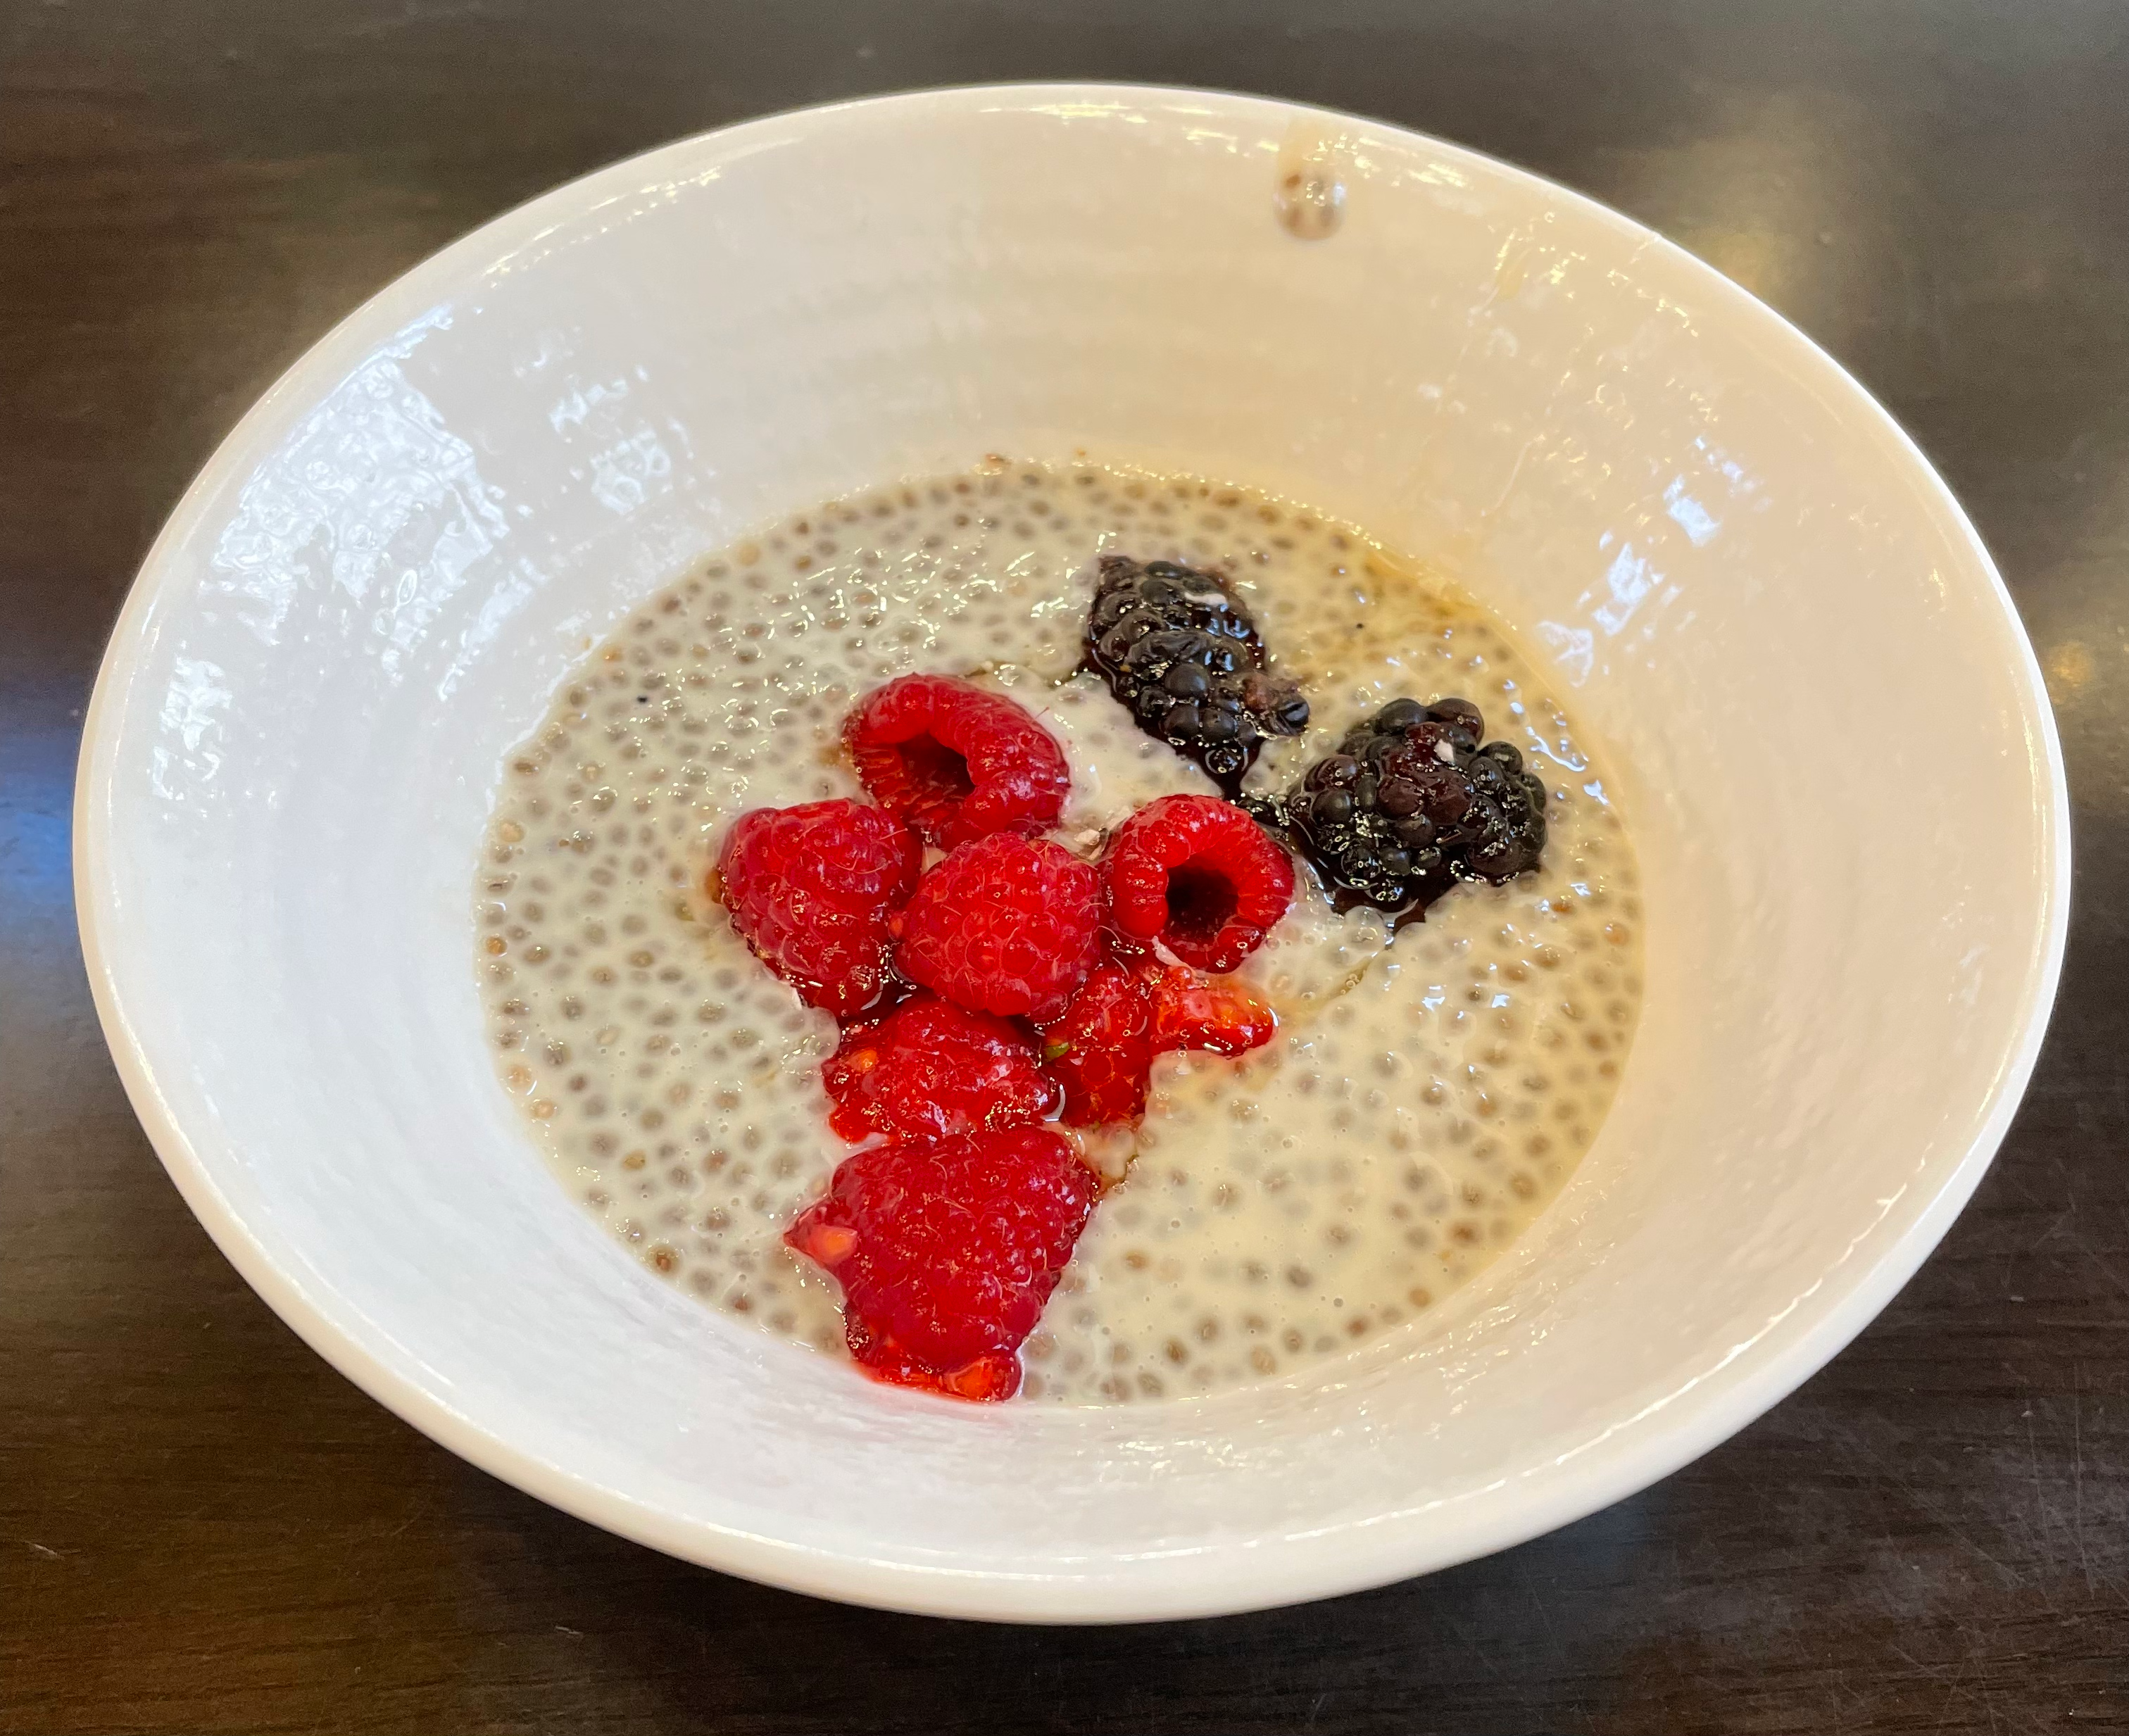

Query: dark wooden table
4;3;2125;1731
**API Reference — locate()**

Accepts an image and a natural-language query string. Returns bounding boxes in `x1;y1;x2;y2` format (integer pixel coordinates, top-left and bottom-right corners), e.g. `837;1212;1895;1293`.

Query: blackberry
1264;696;1548;921
1081;554;1310;793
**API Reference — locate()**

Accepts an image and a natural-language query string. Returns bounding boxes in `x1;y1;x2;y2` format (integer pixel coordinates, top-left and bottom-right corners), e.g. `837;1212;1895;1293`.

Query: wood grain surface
2;3;2124;1731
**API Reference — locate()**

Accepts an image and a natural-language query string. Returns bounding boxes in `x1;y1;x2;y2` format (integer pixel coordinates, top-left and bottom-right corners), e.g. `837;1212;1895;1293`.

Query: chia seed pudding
475;458;1643;1403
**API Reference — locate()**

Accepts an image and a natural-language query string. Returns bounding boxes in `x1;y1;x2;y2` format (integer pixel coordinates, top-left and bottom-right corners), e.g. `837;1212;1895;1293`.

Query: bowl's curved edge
71;81;2073;1624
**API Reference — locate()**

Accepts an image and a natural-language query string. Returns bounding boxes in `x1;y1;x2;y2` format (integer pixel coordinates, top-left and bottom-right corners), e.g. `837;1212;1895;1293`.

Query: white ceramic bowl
75;86;2068;1622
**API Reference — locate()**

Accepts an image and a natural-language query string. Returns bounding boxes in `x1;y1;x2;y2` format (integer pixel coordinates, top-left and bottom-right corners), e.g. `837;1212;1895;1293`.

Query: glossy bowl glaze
75;86;2068;1621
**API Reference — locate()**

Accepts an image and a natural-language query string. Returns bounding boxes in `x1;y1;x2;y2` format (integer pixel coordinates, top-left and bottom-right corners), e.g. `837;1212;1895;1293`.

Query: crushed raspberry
893;833;1101;1021
1036;962;1157;1126
822;994;1060;1143
715;800;920;1019
1102;793;1295;973
1038;958;1279;1126
784;1126;1098;1400
846;674;1071;850
1148;965;1279;1057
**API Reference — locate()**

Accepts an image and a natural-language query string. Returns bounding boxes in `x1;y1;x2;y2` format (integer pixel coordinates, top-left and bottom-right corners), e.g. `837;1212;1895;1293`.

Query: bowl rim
73;80;2072;1623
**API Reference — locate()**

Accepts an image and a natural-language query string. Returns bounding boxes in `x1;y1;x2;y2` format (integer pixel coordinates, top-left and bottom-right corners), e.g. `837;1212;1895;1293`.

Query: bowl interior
77;87;2065;1621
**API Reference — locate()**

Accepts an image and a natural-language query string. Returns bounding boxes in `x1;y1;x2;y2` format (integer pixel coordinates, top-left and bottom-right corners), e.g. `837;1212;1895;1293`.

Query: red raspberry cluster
714;673;1293;1400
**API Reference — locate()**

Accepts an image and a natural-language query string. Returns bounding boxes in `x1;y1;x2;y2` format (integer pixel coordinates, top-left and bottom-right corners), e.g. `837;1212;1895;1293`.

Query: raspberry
1101;793;1295;973
715;800;920;1019
845;674;1070;850
822;994;1060;1143
1081;555;1309;791
1036;962;1156;1126
1036;956;1279;1126
1266;696;1548;918
1147;965;1279;1057
893;833;1102;1021
784;1126;1098;1400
